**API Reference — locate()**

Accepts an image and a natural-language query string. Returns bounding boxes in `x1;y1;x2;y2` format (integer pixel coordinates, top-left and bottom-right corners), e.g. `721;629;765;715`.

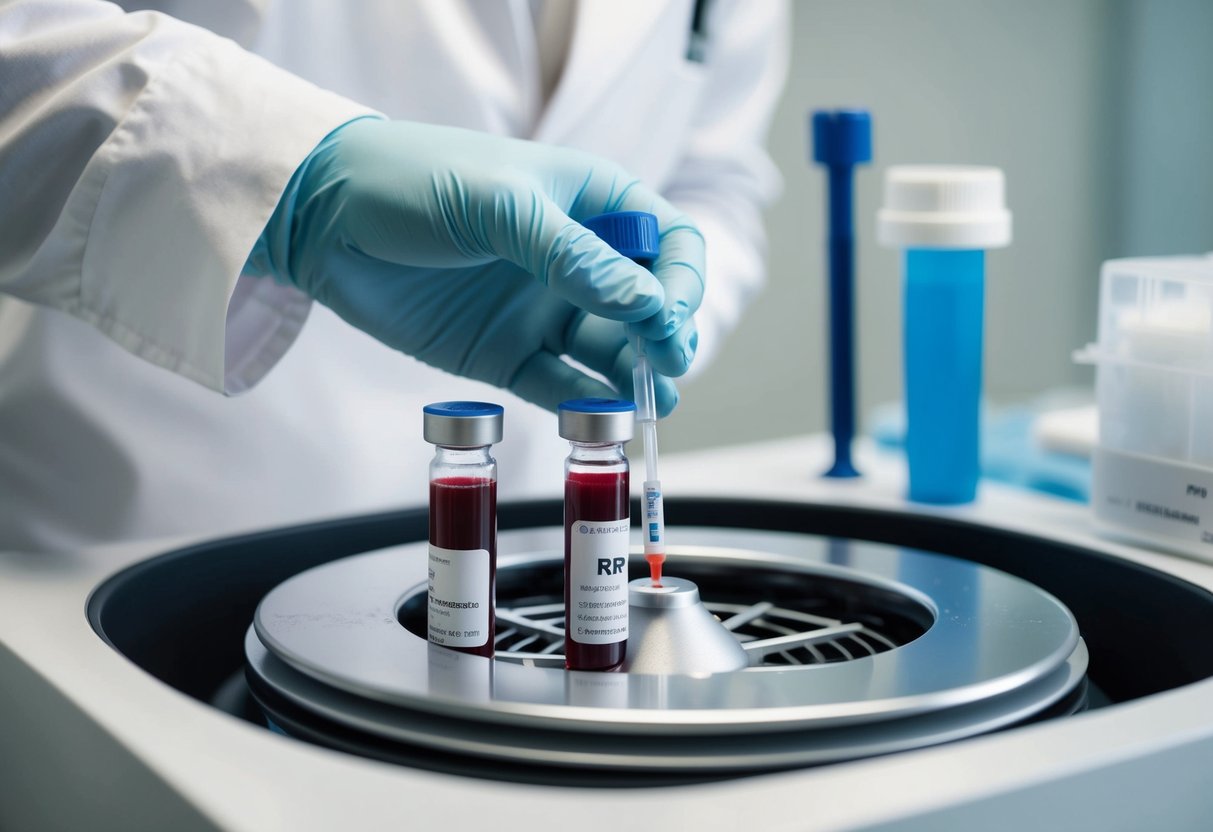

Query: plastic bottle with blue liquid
877;167;1012;504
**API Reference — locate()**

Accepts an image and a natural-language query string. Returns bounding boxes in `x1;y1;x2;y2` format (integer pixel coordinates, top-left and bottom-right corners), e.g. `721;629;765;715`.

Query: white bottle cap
877;165;1012;249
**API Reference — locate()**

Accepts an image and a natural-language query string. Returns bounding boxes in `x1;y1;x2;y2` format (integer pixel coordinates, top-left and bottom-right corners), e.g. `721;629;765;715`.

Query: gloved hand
246;118;704;414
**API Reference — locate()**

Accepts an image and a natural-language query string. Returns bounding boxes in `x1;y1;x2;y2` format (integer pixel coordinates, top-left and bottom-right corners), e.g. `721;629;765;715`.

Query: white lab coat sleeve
662;0;789;373
0;0;375;394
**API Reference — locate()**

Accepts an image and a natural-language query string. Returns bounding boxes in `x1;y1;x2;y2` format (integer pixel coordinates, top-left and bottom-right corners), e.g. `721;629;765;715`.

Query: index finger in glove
564;312;681;417
561;169;706;343
484;190;666;323
631;210;706;343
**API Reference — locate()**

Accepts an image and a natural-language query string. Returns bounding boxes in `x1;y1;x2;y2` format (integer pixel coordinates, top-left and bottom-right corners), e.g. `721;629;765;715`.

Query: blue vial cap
558;398;637;414
582;211;660;262
811;109;872;166
423;401;504;418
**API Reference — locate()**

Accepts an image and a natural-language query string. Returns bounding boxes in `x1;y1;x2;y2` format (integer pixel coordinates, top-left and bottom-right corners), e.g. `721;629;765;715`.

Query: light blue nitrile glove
246;118;704;415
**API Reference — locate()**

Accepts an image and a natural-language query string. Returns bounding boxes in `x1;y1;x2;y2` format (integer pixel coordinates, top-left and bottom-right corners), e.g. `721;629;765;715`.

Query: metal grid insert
490;598;902;668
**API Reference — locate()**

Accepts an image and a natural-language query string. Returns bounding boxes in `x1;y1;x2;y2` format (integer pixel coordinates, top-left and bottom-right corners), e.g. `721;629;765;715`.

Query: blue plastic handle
810;109;872;479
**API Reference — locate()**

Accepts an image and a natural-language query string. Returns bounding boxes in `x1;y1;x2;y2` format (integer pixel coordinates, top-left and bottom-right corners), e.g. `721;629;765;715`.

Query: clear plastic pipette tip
633;336;666;585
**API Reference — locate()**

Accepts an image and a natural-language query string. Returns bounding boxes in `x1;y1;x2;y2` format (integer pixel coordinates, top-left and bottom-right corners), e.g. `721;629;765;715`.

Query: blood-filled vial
559;398;635;671
423;401;503;658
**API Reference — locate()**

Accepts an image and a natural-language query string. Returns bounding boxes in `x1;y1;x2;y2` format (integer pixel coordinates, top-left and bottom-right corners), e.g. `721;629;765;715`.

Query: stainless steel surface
252;527;1082;735
622;577;749;674
741;623;866;661
628;577;702;608
246;629;1087;771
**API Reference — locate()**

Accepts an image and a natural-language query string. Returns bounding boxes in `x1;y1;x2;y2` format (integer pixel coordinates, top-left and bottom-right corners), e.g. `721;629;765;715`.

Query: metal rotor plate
246;629;1087;771
252;527;1082;735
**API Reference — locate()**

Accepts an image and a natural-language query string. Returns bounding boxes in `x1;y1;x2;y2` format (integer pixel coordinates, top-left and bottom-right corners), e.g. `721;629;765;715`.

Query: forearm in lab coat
0;0;372;393
662;0;789;373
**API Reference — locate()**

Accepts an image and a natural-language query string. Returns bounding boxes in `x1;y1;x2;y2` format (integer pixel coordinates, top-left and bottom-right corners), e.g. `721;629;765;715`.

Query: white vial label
643;480;665;554
428;544;490;648
569;518;630;645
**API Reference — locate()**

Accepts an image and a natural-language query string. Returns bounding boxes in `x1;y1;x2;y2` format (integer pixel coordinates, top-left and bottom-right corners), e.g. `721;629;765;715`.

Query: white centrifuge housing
3;438;1213;831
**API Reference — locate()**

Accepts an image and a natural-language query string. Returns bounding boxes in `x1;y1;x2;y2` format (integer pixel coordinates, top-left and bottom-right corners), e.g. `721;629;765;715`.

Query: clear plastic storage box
1076;255;1213;560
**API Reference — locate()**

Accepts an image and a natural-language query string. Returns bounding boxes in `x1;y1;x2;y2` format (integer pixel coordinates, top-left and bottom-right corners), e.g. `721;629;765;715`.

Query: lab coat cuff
73;30;375;393
222;276;313;395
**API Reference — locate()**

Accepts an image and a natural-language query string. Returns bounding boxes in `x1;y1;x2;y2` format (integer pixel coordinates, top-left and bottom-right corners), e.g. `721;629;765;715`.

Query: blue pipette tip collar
583;211;660;262
810;109;873;166
558;398;637;414
422;401;504;418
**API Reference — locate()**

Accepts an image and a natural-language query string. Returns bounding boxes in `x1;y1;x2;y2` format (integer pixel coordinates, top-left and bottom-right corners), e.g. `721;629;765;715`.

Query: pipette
632;334;666;586
580;210;667;585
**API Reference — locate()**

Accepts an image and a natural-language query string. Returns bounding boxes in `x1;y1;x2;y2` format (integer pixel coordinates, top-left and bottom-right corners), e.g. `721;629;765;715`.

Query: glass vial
423;401;503;658
559;398;635;671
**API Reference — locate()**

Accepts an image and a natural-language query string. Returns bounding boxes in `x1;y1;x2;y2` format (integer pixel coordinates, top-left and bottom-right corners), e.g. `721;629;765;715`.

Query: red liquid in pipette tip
646;553;664;587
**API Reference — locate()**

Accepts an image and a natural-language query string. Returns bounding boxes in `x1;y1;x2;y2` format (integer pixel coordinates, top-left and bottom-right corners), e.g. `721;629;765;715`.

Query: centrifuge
3;436;1213;830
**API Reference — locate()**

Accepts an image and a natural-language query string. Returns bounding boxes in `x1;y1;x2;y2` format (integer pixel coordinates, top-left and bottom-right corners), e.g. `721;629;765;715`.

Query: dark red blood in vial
564;470;629;671
430;477;496;658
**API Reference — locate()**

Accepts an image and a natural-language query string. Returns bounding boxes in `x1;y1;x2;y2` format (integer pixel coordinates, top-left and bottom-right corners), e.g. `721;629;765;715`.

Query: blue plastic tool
810;109;872;478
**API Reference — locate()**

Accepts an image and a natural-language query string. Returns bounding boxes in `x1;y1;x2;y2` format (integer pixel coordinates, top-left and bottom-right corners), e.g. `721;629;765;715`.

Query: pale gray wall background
662;0;1213;453
1118;0;1213;256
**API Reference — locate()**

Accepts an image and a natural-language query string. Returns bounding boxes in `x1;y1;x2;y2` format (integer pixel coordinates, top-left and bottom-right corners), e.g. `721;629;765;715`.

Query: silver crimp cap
423;401;504;447
558;398;635;443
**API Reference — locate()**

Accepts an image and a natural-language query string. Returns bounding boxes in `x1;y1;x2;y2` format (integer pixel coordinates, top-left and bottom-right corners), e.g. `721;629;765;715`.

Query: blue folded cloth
869;401;1092;502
